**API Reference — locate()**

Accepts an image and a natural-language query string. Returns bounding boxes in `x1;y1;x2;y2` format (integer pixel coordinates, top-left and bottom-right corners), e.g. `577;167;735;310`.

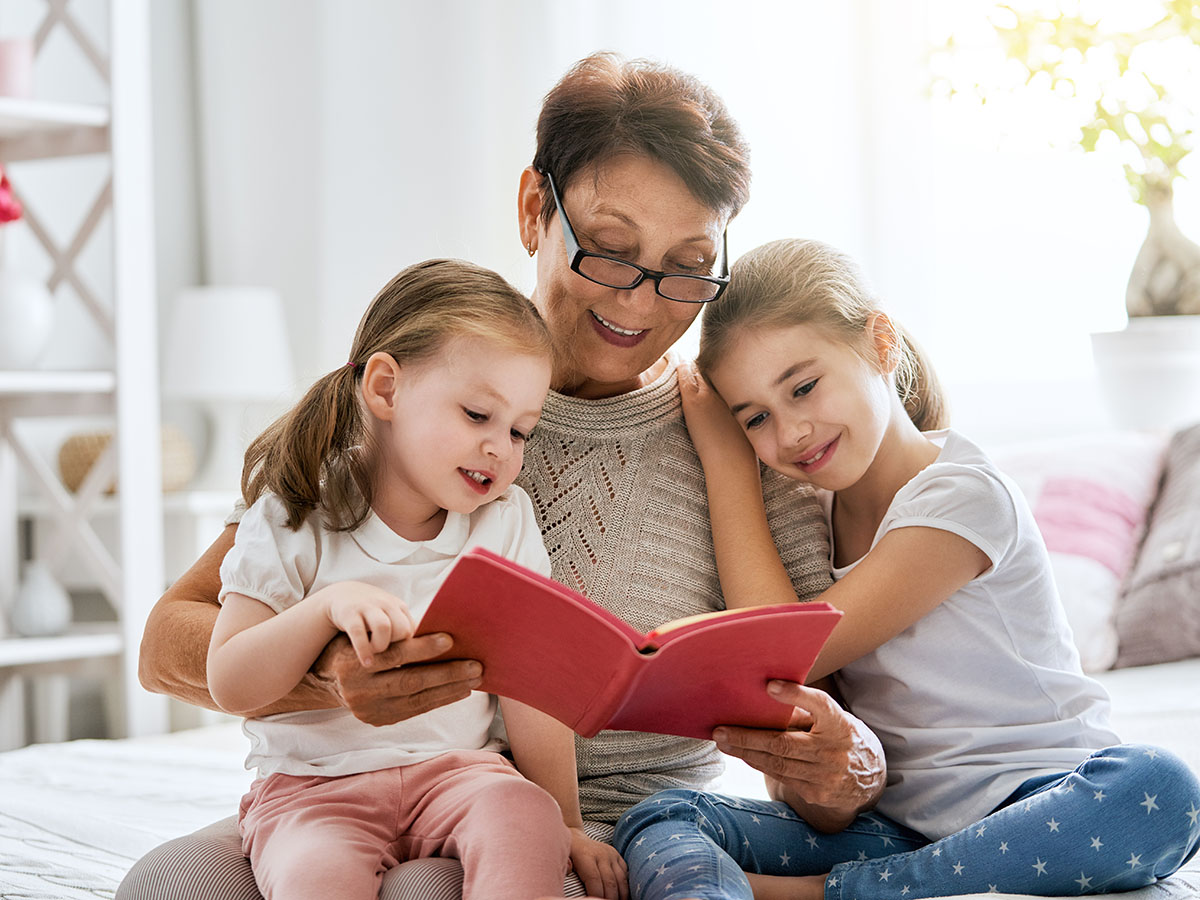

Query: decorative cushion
1114;422;1200;668
989;431;1169;672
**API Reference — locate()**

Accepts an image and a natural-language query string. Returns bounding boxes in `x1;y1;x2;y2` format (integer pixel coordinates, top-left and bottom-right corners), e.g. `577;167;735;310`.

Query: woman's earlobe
516;166;544;252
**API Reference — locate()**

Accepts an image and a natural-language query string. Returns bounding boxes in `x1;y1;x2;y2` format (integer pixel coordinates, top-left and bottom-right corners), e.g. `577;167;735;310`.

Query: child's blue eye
793;379;818;398
744;412;767;430
464;408;488;422
510;427;532;442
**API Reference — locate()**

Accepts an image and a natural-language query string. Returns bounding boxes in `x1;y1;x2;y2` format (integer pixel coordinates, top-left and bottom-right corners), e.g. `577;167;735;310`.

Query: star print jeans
613;744;1200;899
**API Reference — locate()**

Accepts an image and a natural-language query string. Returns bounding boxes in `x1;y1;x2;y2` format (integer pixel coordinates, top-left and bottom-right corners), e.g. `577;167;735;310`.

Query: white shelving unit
0;0;165;750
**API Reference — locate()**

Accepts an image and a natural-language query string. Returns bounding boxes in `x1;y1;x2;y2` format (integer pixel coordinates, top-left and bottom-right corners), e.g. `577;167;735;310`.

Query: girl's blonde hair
697;239;948;432
242;258;553;531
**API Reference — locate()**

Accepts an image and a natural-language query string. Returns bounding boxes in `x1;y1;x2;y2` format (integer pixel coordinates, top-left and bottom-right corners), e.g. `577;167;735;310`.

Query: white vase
9;561;74;637
0;269;55;369
1091;315;1200;431
1125;186;1200;317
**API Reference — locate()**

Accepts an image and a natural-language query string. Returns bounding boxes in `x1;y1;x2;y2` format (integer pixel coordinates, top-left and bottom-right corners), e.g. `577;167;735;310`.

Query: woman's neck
552;355;670;399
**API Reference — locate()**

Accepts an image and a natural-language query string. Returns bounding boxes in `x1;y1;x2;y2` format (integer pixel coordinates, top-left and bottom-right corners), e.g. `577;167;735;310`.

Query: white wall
190;0;865;389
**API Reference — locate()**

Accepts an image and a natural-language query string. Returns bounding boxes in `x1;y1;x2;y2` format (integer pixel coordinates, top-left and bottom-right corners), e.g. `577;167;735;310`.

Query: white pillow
989;432;1168;672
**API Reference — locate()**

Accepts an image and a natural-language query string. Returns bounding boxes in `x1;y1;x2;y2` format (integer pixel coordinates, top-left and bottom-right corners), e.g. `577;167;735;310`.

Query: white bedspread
2;661;1199;899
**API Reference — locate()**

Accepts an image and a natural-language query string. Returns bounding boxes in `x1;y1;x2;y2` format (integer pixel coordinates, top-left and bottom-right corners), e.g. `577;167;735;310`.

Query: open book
415;547;843;740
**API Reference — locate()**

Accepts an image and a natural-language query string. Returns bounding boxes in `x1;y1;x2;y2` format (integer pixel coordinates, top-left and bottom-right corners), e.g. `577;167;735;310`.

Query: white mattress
2;661;1199;899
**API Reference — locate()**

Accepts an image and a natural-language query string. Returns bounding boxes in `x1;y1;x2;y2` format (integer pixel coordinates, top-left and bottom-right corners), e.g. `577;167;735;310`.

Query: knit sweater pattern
515;358;832;823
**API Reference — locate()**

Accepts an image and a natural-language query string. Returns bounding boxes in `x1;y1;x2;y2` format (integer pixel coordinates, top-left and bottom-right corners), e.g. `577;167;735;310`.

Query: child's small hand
568;827;628;900
324;582;415;667
677;361;757;468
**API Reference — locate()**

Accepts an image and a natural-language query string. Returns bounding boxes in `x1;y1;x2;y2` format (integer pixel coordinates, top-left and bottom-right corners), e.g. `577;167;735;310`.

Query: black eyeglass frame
542;170;730;304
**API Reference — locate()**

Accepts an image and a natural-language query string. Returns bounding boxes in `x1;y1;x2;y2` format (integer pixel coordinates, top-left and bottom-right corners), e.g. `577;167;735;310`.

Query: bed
3;426;1199;899
1;658;1198;900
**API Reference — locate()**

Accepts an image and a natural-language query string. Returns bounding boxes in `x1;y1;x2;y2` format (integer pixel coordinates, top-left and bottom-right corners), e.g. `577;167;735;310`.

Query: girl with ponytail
614;239;1199;900
206;258;626;900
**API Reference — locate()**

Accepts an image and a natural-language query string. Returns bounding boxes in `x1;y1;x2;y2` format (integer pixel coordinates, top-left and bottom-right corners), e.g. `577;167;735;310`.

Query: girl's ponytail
241;364;369;531
894;324;949;433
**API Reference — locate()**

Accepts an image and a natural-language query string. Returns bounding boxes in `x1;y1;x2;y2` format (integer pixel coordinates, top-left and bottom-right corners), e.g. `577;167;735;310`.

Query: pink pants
238;750;571;900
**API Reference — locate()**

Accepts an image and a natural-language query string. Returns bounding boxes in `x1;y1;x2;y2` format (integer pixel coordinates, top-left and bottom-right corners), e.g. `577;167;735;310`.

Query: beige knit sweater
516;357;832;823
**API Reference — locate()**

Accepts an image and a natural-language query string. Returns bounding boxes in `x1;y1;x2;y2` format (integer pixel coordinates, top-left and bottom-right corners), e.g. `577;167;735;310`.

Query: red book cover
416;547;843;740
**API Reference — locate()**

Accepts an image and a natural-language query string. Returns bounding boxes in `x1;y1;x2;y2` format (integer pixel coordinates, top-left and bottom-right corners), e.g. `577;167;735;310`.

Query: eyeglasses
543;170;730;304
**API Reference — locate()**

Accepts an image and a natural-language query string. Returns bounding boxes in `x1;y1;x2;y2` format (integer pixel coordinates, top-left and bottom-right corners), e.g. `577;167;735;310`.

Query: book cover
415;547;843;740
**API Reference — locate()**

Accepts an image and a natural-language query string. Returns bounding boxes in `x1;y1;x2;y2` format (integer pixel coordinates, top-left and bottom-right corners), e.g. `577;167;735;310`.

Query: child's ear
361;351;401;421
867;313;901;375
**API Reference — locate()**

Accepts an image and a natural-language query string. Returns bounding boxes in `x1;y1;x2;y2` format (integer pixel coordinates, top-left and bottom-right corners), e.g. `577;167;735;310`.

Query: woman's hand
322;581;415;667
568;826;629;900
713;681;885;833
311;632;483;726
677;361;757;469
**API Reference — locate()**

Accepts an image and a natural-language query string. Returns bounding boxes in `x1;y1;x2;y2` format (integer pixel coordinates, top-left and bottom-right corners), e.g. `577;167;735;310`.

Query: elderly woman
119;54;884;900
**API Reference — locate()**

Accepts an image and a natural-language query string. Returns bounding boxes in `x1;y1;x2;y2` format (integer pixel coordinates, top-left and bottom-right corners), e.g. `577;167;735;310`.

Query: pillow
989;431;1168;672
1113;422;1200;668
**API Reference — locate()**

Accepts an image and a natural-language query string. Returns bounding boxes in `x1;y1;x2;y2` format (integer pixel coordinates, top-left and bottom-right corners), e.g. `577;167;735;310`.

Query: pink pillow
989;432;1168;672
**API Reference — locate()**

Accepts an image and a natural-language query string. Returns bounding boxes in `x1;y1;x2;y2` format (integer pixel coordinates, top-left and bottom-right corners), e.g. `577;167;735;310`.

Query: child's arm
207;582;415;715
678;363;990;676
500;698;628;900
678;362;800;609
806;526;988;680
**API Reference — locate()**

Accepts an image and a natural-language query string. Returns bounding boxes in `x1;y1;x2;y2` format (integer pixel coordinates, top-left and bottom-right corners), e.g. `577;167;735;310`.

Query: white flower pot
0;270;54;369
1091;315;1200;431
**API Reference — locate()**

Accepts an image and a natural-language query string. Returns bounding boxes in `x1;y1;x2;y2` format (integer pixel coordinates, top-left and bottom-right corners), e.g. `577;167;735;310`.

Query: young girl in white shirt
207;258;626;900
613;239;1199;899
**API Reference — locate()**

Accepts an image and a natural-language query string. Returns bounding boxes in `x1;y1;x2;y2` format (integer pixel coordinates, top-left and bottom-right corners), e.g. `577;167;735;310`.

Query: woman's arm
140;525;485;720
501;698;628;900
714;681;886;832
678;364;801;610
207;582;414;715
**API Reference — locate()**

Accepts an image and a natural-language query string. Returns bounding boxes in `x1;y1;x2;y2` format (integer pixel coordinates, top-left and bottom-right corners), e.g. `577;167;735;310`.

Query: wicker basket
58;425;198;493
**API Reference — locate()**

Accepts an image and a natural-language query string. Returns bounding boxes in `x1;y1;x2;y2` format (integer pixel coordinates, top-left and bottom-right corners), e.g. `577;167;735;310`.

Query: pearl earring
527;242;535;257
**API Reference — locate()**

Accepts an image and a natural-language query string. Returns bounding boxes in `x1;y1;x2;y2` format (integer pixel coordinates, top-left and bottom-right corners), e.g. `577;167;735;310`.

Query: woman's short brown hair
532;53;751;224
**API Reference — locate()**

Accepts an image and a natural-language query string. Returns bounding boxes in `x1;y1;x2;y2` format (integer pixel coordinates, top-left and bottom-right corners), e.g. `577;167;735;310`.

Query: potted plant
933;2;1200;429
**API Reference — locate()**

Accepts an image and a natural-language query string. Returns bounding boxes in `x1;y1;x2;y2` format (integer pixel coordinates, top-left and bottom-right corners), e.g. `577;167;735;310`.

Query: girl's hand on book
323;582;416;667
677;361;757;470
568;827;628;900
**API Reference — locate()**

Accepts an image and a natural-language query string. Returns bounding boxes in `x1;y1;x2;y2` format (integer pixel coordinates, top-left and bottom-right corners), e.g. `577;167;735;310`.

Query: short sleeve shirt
831;430;1118;839
219;487;550;778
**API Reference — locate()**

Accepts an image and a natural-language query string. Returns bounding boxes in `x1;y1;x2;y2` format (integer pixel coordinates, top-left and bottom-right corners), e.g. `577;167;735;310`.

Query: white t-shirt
830;429;1119;840
218;486;551;778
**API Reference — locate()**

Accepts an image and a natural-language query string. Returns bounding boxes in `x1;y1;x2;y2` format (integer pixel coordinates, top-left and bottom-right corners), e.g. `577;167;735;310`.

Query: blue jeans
613;744;1200;899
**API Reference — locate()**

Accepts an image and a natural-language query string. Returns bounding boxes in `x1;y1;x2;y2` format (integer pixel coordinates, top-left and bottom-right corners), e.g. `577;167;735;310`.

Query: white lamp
162;286;296;491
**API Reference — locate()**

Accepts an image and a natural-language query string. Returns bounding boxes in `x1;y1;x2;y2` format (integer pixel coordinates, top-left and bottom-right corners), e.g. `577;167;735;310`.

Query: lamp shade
162;286;296;400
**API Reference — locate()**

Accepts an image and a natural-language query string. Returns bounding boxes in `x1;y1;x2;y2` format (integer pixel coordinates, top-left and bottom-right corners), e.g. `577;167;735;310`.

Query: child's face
375;336;552;516
707;323;896;492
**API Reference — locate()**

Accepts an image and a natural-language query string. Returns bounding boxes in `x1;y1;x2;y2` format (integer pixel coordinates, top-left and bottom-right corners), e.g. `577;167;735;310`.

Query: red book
416;547;843;740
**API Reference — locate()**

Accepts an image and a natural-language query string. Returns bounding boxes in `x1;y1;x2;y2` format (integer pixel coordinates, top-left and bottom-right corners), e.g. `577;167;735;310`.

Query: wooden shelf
0;370;115;395
0;624;121;669
0;371;116;417
0;97;109;161
19;488;239;518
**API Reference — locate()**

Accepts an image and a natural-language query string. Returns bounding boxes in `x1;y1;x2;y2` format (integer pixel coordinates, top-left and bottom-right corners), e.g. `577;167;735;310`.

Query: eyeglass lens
576;256;721;302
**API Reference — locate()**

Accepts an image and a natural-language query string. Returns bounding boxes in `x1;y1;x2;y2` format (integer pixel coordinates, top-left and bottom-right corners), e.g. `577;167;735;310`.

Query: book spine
572;665;642;738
